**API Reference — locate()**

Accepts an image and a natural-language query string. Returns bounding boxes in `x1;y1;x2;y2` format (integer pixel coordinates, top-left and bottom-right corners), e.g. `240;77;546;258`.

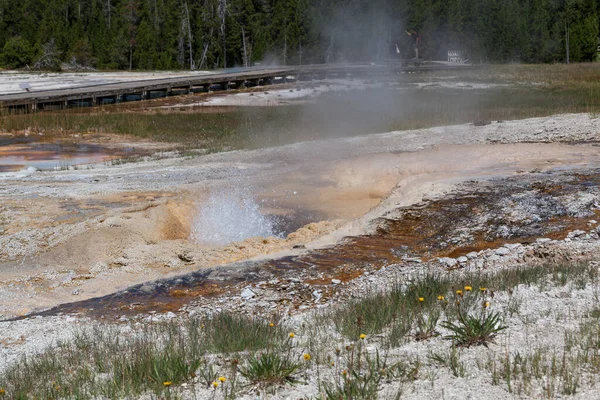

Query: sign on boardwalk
448;51;467;64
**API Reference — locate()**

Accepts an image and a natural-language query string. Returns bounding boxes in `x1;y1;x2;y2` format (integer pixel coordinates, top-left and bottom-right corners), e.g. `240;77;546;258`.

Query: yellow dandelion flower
218;376;226;383
289;332;295;338
484;301;490;308
0;388;5;396
456;290;463;296
418;297;425;302
331;361;335;367
212;381;219;389
464;286;472;291
269;322;275;327
480;287;487;292
437;295;445;301
342;369;348;376
303;353;312;361
359;333;367;340
163;381;172;387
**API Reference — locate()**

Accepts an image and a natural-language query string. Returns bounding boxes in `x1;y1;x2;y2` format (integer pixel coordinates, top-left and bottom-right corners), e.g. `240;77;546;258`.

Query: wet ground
0;135;150;171
24;168;600;320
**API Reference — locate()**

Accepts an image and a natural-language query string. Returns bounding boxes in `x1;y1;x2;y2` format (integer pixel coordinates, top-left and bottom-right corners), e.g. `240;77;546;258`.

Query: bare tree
33;39;61;70
181;1;194;69
218;0;227;67
105;0;111;28
241;26;248;67
282;26;287;65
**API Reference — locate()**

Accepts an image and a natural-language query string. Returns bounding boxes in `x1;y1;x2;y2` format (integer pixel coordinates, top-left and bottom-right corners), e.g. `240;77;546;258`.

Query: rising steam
190;186;276;245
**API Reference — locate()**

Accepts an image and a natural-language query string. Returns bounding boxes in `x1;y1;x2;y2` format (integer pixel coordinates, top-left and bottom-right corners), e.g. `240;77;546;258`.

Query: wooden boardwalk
0;63;479;112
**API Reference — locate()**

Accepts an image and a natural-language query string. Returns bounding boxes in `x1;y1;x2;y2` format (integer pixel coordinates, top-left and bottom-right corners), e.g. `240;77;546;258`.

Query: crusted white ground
2;113;600;316
2;113;600;398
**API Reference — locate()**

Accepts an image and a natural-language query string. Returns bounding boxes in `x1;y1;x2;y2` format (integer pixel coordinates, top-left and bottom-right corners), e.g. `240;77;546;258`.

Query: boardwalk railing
0;62;480;113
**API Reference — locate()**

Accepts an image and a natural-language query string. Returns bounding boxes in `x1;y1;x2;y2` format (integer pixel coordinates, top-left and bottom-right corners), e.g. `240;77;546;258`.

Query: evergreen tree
0;0;599;70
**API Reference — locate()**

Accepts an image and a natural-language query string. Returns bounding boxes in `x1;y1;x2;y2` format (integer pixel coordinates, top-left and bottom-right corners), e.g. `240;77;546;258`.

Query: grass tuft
239;352;302;389
441;308;507;347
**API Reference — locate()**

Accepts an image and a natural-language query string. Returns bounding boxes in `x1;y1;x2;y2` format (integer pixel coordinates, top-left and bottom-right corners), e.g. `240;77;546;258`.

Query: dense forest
0;0;598;70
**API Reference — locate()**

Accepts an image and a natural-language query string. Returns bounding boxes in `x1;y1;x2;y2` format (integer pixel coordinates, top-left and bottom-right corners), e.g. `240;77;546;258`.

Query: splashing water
191;187;276;245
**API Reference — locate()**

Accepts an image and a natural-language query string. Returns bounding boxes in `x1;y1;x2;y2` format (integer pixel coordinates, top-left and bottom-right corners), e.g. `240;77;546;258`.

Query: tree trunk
325;32;335;63
566;22;570;64
242;27;248;67
183;1;194;69
218;0;227;67
154;0;158;30
198;43;209;69
283;27;287;65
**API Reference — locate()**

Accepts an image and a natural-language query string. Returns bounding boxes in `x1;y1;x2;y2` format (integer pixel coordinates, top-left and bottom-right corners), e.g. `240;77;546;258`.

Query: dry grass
1;64;600;154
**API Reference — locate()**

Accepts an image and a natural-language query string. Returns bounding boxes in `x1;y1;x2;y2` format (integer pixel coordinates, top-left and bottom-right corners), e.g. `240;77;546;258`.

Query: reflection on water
0;136;139;171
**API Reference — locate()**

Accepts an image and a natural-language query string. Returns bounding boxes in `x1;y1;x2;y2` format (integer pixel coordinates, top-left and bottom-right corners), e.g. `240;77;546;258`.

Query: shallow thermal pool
0;136;138;171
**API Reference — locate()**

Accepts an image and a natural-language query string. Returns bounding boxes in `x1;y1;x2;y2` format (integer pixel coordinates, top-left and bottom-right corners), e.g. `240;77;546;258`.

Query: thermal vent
190;186;276;245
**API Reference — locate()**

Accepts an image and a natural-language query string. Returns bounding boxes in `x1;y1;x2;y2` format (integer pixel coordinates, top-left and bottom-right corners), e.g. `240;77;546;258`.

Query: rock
165;258;183;268
457;256;468;264
241;288;255;300
177;252;194;263
504;243;522;250
331;279;341;285
536;238;552;244
72;289;80;295
139;284;155;293
466;252;479;259
403;257;422;263
438;257;458;268
312;290;322;301
495;247;511;256
567;230;586;239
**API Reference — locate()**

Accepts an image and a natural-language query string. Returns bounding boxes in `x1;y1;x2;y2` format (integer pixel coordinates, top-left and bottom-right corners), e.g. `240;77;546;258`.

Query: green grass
201;312;287;353
330;262;598;346
428;346;466;378
239;352;302;389
2;261;600;399
321;344;414;400
441;308;507;347
0;313;285;399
